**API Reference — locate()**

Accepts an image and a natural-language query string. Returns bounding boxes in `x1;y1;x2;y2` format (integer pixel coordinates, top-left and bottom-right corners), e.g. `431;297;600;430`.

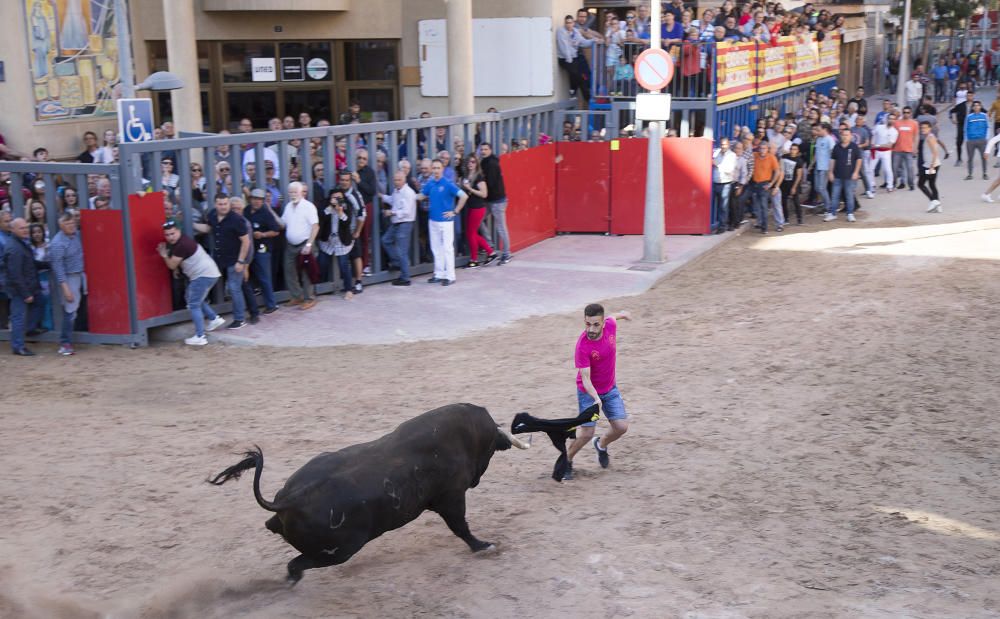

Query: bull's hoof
287;571;303;587
473;543;497;555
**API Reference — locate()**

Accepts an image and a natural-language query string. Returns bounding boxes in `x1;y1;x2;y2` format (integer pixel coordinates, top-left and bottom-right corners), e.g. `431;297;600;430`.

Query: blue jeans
59;307;76;345
9;296;42;352
251;251;277;310
712;182;732;231
813;168;831;212
186;276;219;337
382;221;413;281
749;182;771;232
488;199;511;259
225;265;246;321
830;178;857;215
576;385;628;427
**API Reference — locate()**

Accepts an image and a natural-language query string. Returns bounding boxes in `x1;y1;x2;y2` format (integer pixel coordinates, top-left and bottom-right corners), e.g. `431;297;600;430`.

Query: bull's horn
498;426;530;450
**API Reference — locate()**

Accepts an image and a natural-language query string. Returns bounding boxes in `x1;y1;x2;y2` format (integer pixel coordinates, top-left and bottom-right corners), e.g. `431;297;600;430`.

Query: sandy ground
1;204;999;618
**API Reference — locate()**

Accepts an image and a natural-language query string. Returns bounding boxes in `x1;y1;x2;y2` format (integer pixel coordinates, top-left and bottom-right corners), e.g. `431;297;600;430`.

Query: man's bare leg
567;425;595;462
597;419;629;450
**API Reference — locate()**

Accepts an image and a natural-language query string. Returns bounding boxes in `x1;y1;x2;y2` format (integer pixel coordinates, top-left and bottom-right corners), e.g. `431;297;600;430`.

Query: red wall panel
80;210;130;335
500;144;557;253
663;138;712;235
128;192;174;320
556;141;611;233
607;138;712;235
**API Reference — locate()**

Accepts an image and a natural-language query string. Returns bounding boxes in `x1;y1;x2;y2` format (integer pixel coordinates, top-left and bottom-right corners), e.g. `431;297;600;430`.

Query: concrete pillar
163;0;203;133
446;0;474;116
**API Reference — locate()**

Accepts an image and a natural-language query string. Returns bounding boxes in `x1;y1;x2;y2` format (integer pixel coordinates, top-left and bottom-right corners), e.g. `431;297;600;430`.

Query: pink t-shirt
575;317;617;394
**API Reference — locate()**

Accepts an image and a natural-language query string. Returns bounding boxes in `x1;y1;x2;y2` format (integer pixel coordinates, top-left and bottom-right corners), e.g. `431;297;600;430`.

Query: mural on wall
24;0;120;121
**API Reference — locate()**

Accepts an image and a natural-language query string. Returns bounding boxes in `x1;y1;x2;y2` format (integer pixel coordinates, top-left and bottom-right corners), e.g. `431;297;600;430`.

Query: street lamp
135;71;185;93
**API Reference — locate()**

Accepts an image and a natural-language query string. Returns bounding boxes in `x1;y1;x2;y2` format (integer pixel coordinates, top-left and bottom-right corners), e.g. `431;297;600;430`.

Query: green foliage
891;0;983;34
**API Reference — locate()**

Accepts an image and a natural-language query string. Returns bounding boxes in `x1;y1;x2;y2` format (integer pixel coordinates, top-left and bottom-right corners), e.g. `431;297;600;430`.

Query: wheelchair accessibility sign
117;98;154;143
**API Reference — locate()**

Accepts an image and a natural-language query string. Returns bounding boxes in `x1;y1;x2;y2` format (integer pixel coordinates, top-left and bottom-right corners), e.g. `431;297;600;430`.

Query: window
222;42;277;83
348;89;394;122
148;41;211;85
278;42;333;81
344;41;398;81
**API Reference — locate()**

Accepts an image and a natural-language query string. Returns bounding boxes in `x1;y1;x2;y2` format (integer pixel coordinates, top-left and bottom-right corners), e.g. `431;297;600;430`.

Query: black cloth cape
510;404;599;482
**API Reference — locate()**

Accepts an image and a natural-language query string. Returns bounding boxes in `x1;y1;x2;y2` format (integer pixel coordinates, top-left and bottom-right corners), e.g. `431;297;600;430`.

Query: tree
892;0;983;72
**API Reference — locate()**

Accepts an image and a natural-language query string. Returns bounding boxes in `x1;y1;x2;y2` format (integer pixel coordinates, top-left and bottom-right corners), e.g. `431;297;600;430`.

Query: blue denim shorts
577;385;628;427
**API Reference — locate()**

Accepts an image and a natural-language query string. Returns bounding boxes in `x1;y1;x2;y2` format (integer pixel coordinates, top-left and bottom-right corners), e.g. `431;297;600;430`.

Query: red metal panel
500;144;557;253
128;192;174;320
663;138;712;235
556;141;610;233
80;210;130;335
609;138;649;235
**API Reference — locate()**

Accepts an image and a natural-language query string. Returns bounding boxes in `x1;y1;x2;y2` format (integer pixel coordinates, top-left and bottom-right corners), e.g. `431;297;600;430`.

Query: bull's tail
207;445;282;512
495;426;530;451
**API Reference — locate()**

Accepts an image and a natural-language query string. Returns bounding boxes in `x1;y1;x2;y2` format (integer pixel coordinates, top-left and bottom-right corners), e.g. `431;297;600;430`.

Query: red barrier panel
607;138;712;235
663;138;712;235
80;210;130;335
556;141;610;233
500;144;557;253
609;138;649;235
128;192;174;320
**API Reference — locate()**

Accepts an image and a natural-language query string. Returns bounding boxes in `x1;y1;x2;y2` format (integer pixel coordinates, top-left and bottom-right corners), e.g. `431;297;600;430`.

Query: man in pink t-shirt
564;303;632;480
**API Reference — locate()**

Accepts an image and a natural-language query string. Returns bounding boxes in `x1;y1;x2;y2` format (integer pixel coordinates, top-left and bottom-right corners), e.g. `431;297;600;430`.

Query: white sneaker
865;191;875;199
185;335;208;346
823;213;836;222
206;316;226;332
926;201;937;213
846;213;856;222
934;200;942;213
982;193;995;203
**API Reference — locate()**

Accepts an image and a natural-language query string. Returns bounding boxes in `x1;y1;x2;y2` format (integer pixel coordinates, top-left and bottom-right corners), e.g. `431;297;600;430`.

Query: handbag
296;252;320;285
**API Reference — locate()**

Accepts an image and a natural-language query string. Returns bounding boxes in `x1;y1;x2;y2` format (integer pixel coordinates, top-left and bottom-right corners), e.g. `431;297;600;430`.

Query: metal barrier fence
0;100;575;347
589;42;717;102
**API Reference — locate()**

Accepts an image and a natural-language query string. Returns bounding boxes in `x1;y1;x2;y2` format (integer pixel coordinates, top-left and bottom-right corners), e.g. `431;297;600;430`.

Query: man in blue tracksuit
964;100;990;180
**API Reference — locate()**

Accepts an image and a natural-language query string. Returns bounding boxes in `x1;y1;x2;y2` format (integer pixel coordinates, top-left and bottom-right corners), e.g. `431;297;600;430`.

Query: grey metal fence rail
0;100;576;347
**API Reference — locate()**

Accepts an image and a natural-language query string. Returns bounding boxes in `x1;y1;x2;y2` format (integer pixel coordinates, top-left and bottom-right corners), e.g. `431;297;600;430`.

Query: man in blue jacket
3;218;43;356
964;100;990;180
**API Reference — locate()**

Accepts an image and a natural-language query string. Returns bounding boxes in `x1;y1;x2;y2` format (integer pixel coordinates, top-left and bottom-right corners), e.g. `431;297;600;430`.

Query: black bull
208;403;529;582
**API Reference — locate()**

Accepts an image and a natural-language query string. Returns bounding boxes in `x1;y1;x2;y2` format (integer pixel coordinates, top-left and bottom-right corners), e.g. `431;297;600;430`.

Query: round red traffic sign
633;48;675;91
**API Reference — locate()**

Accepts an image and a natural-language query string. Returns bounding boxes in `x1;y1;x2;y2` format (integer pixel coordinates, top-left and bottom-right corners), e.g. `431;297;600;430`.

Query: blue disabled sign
117;98;154;143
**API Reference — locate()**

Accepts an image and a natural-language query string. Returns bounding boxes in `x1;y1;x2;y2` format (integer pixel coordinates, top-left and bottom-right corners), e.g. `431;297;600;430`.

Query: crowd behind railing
0;100;585;352
557;1;851;103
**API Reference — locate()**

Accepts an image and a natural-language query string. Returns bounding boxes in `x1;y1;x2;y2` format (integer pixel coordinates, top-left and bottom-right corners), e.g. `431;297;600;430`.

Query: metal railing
0;100;577;346
590;41;717;102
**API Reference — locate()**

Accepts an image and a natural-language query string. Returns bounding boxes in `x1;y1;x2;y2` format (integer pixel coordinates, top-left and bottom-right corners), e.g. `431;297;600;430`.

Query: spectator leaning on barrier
418;159;467;286
48;212;85;356
4;218;43;356
208;195;251;329
246;188;283;314
459;154;497;268
281;181;320;310
380;171;418;286
479;142;512;265
158;220;225;346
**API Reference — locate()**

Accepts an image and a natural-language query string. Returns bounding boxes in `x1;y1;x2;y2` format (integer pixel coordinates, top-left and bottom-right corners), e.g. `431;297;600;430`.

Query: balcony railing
589;41;717;102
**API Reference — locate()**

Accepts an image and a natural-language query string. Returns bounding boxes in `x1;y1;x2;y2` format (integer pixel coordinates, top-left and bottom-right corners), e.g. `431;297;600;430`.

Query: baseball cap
249;188;267;199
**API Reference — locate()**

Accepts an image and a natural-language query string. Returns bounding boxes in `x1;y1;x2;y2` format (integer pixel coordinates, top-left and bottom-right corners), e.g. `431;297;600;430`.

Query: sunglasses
162;219;178;229
219;167;231;171
191;167;203;172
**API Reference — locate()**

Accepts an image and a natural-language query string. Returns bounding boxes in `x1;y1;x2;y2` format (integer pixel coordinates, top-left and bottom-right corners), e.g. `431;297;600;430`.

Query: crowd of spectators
558;2;851;101
1;101;517;349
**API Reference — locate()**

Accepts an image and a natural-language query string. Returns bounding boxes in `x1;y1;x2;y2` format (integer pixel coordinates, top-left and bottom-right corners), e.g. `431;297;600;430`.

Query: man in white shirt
380;171;418;286
871;113;899;193
242;144;281;184
280;182;320;309
904;75;923;111
712;137;738;234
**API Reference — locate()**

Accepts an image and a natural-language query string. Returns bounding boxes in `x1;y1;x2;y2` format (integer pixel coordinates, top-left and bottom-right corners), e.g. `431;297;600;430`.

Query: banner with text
757;37;794;94
715;41;757;104
787;33;823;87
817;32;841;80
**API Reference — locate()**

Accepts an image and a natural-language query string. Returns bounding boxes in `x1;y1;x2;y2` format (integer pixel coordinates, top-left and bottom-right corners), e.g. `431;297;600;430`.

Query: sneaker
965;175;973;180
57;345;75;356
926;201;938;213
593;436;610;469
982;193;995;203
288;298;303;307
392;278;412;286
353;282;363;294
12;348;36;356
206;316;226;332
249;315;260;325
483;253;499;266
441;279;454;286
263;306;279;315
561;461;574;481
184;335;208;346
362;266;372;277
985;174;990;181
499;256;512;265
933;200;942;213
823;213;836;222
427;277;442;283
466;261;481;269
865;191;875;199
300;299;317;310
847;213;857;222
226;320;245;330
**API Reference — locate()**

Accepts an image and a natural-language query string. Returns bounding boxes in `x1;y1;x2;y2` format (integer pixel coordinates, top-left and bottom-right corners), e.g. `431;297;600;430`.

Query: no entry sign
634;48;675;92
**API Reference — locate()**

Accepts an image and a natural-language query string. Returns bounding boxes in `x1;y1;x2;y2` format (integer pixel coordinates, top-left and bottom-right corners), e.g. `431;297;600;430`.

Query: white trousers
429;219;455;282
873;150;894;189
